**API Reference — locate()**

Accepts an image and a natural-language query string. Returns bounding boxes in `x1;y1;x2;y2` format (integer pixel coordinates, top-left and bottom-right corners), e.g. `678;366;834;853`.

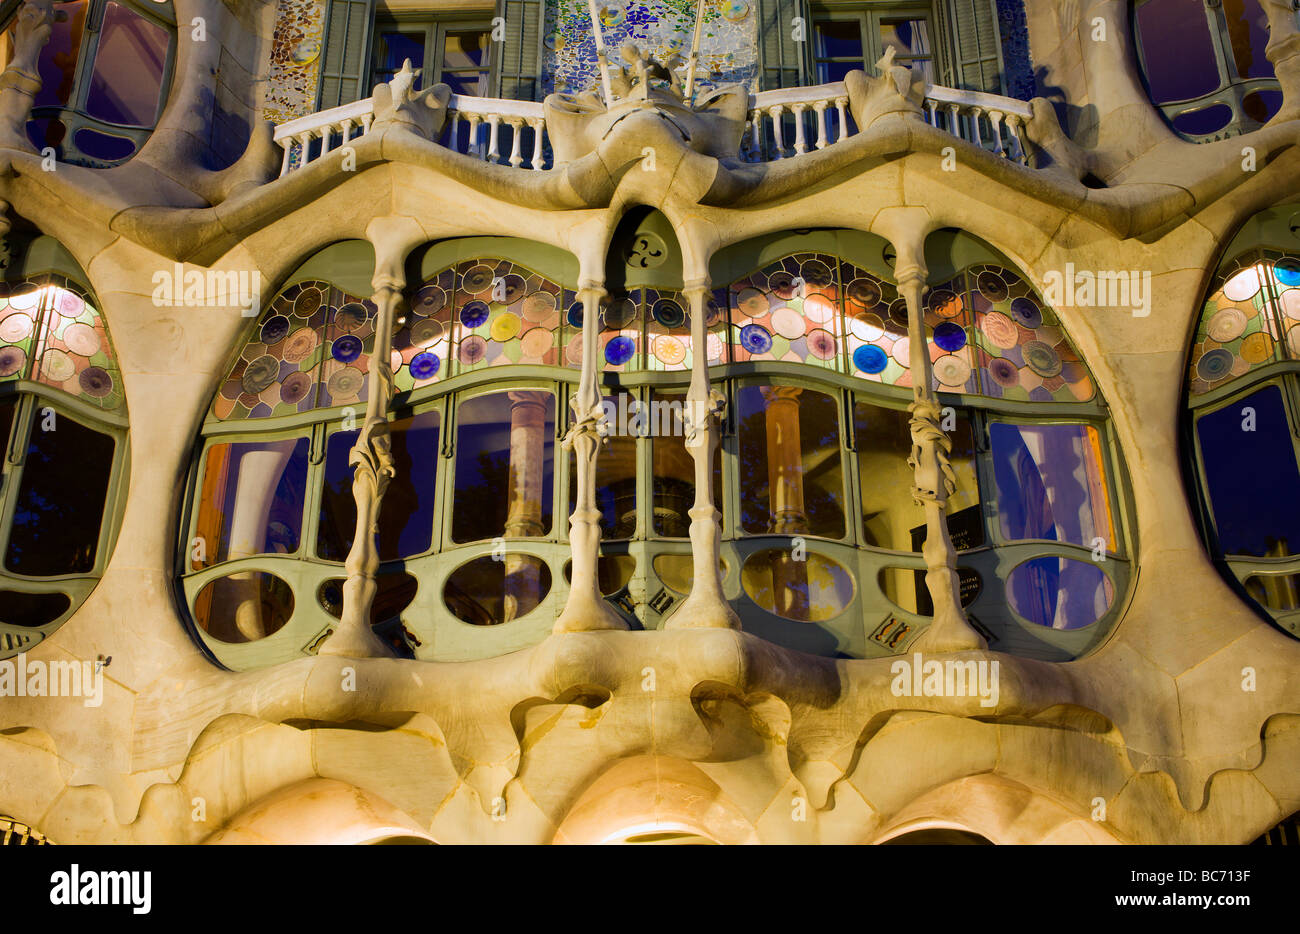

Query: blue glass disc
605;335;636;365
739;323;773;354
854;344;888;374
331;335;363;363
567;303;584;328
461;301;490;329
1275;258;1300;287
933;321;968;352
410;352;440;380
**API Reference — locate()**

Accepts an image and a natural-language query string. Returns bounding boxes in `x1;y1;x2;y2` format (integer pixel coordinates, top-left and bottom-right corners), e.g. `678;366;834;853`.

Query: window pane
737;385;845;538
990;423;1116;549
855;401;981;552
816;60;859;85
650;390;722;537
441;70;489;96
568;394;636;540
814;19;863;60
442;28;488;69
84;2;169;126
191;437;308;569
1223;0;1273;80
1197;385;1300;558
317;410;441;561
6;413;114;576
376;30;425;82
34;0;88;108
880;19;929;59
452;390;554;543
1135;0;1221;103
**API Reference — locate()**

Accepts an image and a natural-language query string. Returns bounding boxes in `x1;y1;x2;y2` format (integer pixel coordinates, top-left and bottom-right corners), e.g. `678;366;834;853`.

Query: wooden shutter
947;0;1003;93
496;0;544;101
318;0;375;110
756;0;812;90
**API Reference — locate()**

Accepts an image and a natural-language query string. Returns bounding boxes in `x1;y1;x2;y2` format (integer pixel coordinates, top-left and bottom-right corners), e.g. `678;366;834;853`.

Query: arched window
180;240;577;670
0;0;176;166
1133;0;1288;140
183;231;1131;669
0;234;127;658
1185;206;1300;637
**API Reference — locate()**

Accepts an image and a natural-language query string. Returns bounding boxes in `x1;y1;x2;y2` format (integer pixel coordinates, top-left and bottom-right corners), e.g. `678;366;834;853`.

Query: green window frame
370;13;495;97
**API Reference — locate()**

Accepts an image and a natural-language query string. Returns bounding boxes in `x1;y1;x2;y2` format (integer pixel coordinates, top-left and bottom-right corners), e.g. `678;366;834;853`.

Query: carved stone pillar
315;217;431;658
664;282;738;630
503;389;548;621
760;385;807;535
896;260;986;654
1262;0;1300;123
555;284;627;632
0;0;52;152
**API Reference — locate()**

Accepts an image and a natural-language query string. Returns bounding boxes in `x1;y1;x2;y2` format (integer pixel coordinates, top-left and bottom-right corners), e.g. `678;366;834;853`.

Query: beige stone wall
0;0;1296;844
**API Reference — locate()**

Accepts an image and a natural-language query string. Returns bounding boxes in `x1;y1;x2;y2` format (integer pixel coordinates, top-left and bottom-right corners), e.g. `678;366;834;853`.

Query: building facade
0;0;1298;844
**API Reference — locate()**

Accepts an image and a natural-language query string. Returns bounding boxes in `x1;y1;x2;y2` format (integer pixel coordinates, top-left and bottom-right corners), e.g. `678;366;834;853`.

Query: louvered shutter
756;0;812;90
318;0;375;110
496;0;544;101
947;0;1003;93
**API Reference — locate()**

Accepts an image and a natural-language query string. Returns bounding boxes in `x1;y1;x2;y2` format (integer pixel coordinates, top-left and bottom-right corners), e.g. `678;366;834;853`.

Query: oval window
444;554;552;625
317;572;418;623
652;554;727;595
1006;557;1113;630
563;554;636;595
741;548;853;622
878;566;980;614
193;571;295;643
0;590;73;628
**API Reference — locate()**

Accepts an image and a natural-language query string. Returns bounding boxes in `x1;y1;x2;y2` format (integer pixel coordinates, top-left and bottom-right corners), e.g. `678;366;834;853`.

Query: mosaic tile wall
543;0;759;97
264;0;327;125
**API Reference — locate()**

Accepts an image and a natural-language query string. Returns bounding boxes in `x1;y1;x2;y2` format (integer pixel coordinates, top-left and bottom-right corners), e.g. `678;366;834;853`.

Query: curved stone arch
552;756;760;845
871;774;1123;845
203;778;438;845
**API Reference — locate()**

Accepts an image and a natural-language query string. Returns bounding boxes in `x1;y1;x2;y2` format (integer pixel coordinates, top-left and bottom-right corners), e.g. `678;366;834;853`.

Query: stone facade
0;0;1297;845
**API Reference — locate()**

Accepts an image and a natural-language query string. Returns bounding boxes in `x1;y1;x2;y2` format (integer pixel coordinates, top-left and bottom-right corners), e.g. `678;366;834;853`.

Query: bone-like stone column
1262;0;1300;123
503;389;548;621
318;218;425;657
0;0;52;152
555;283;627;632
895;254;986;654
665;281;738;630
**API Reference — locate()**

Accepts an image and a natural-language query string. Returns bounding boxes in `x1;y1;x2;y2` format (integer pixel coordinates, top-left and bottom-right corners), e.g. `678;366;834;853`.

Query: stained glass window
1188;251;1300;397
0;277;125;411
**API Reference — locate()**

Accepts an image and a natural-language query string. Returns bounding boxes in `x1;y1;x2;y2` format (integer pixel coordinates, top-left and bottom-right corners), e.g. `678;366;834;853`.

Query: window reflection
84;2;169;125
990;423;1115;550
854;401;981;552
737;385;845;538
192;437;308;569
443;554;551;624
6;413;114;576
1197;385;1300;558
317;410;441;561
1007;556;1113;630
568;394;636;540
650;389;721;537
452;390;554;543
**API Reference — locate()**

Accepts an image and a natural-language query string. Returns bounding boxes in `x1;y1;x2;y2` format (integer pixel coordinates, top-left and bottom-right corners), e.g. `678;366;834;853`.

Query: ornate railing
272;80;1035;176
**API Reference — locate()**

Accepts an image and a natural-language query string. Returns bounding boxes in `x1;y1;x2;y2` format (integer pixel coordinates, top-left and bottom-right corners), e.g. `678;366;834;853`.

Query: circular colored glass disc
260;315;291;345
1273;258;1300;288
932;321;967;352
933;354;971;386
1009;296;1042;329
652;299;685;328
491;312;522;342
410;352;440;380
0;313;34;343
522;291;557;322
807;328;837;360
331;335;364;363
1223;267;1262;302
739;323;773;354
771;307;804;339
848;278;882;307
981;312;1019;349
0;345;26;377
654;336;686;365
412;285;446;316
605;335;636;365
462;264;495;294
241;354;279;394
79;365;113;397
520;327;554;358
461;301;491;329
1023;340;1062;377
1240;331;1275;363
988;357;1020;388
1207;307;1248;342
280;370;313;404
854;344;888;374
459;335;488;364
328;366;364;397
335;303;369;332
1196;347;1234;380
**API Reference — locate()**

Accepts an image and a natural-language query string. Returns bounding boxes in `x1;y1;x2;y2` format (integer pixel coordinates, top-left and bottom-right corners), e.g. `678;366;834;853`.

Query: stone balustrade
273;80;1036;175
